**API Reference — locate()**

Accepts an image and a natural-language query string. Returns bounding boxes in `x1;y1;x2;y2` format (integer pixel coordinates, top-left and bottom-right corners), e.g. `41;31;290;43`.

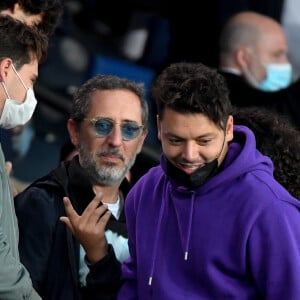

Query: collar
220;67;241;75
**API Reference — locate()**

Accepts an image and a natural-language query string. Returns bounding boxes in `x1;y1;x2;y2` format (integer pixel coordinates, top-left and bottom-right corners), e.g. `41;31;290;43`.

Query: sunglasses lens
94;119;113;137
121;123;142;140
93;119;142;140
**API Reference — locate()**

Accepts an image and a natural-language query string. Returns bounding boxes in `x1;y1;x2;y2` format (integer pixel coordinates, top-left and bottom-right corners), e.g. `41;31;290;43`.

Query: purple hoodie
118;125;300;299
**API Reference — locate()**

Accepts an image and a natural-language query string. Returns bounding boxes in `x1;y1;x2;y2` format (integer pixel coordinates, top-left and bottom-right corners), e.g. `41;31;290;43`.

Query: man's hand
60;193;111;264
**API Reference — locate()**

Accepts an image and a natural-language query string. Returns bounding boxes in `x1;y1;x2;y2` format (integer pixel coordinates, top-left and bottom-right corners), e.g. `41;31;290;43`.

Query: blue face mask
258;63;292;92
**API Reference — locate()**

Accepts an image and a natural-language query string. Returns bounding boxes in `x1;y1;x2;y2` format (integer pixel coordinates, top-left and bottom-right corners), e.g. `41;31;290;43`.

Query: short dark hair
71;74;149;131
152;62;232;130
0;15;48;68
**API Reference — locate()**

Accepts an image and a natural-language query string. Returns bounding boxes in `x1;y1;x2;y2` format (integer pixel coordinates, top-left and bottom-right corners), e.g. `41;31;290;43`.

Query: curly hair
152;62;232;130
0;0;63;35
233;106;300;200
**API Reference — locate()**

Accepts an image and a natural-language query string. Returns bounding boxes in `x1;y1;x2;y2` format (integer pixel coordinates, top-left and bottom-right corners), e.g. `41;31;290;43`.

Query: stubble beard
78;143;137;186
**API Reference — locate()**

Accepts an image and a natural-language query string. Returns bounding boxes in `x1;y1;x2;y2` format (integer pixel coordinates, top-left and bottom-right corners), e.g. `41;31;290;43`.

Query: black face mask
166;158;219;188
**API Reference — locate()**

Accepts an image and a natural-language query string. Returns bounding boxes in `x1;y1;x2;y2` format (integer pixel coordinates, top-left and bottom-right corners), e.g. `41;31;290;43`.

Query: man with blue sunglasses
14;74;148;299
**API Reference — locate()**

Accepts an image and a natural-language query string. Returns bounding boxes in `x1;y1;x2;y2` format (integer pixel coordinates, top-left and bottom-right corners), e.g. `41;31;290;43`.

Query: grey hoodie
0;144;41;300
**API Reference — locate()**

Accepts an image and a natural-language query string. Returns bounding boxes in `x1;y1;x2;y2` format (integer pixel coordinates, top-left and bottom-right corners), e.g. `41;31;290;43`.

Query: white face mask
258;63;292;92
0;64;37;129
242;49;292;92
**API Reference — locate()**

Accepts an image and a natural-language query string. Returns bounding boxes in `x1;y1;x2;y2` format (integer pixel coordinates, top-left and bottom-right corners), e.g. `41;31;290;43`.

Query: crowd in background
3;0;300;186
1;1;300;299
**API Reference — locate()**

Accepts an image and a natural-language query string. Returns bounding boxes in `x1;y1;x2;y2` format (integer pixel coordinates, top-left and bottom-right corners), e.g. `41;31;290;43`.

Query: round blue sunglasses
86;117;144;141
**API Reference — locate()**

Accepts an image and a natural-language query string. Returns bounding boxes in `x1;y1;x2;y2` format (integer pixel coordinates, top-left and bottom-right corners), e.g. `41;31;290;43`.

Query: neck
92;184;120;204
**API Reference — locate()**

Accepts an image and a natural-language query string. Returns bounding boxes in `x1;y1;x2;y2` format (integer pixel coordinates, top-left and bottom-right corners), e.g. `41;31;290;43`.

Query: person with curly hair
233;106;300;200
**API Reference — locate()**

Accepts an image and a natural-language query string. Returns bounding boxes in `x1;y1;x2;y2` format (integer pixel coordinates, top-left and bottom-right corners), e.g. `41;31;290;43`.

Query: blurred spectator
217;0;300;80
233;106;300;200
219;11;300;131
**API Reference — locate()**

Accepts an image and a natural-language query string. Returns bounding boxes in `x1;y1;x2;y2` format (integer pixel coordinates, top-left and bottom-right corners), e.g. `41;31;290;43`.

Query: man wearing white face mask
0;0;63;164
241;50;292;92
219;11;300;131
0;15;48;299
0;63;38;129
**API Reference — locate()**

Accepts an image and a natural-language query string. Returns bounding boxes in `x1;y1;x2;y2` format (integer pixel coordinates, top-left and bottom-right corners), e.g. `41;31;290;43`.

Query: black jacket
15;156;131;300
219;70;300;131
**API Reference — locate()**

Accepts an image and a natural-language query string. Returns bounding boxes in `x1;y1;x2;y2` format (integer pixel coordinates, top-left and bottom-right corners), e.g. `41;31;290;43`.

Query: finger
97;209;111;226
59;216;74;235
87;204;110;225
63;197;79;223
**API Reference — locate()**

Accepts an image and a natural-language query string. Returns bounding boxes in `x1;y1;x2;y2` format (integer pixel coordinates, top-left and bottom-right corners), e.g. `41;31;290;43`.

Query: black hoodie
15;155;130;300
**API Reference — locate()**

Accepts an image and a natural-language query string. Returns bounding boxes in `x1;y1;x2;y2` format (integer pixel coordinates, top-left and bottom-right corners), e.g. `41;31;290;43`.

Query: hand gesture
60;193;111;263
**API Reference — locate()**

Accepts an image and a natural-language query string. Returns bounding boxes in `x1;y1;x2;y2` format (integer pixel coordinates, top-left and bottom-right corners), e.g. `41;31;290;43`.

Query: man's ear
236;46;251;69
0;58;12;82
226;115;234;142
67;119;79;148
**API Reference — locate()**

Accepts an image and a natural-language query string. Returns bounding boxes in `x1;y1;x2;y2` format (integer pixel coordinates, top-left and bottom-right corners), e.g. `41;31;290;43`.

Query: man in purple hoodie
118;62;300;299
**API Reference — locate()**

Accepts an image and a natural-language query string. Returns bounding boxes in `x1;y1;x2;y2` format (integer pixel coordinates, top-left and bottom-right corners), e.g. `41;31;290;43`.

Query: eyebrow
166;132;216;139
92;116;141;124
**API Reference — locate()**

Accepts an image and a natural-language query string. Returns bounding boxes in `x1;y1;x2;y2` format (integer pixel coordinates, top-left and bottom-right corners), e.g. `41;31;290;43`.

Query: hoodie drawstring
148;186;196;286
148;183;168;286
185;191;195;260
